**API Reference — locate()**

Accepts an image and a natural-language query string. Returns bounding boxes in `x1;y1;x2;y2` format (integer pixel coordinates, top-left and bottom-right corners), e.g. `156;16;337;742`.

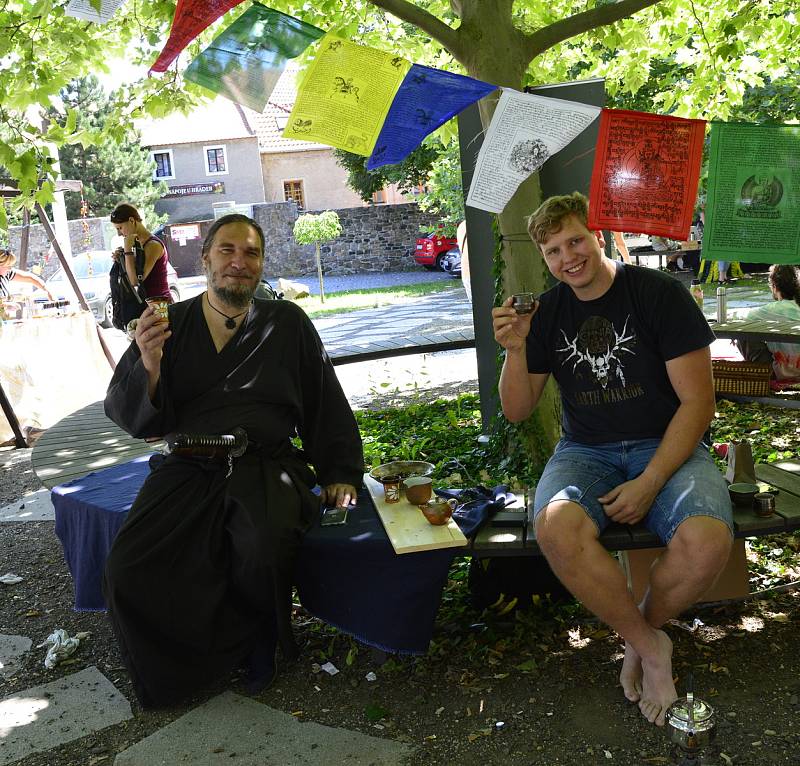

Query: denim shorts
533;438;732;544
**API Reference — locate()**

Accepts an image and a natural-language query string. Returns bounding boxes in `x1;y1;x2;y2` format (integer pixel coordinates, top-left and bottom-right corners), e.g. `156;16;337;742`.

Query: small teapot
666;688;716;756
419;498;456;526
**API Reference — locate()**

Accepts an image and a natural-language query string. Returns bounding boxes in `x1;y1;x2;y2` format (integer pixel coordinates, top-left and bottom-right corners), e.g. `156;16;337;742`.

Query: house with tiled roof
139;63;413;225
139;97;266;223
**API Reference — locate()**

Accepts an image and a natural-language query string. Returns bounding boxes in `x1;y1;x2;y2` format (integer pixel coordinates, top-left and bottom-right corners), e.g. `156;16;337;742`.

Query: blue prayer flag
366;64;496;169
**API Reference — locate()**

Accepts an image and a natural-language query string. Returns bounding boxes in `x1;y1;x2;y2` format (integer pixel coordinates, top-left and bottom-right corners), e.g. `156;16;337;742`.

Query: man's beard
206;266;257;309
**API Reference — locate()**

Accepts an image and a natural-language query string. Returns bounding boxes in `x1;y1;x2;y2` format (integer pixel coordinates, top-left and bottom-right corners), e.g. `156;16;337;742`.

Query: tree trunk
315;243;325;303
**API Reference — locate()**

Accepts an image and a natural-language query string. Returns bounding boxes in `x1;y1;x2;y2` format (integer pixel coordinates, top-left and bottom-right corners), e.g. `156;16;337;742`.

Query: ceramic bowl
369;461;435;482
728;482;759;507
420;498;454;526
403;476;432;505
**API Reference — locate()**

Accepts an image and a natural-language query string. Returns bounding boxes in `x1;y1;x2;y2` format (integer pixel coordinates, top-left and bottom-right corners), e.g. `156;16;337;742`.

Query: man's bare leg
635;516;732;723
535;501;677;725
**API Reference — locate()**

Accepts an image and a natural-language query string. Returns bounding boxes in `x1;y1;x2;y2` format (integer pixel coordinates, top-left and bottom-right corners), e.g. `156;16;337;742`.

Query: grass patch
296;280;461;318
355;393;491;486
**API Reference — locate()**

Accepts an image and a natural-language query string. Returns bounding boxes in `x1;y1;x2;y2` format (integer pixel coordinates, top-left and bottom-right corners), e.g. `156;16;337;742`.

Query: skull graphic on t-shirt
557;315;637;389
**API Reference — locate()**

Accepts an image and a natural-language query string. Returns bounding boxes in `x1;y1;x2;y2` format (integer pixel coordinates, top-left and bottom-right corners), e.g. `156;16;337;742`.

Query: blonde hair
0;249;16;268
527;192;589;246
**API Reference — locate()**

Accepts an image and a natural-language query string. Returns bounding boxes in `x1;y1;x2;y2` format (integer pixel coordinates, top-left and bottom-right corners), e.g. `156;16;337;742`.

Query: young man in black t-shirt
492;193;731;728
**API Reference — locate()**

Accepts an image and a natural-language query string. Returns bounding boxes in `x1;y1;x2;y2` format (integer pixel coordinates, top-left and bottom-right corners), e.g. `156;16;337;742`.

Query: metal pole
457;103;499;435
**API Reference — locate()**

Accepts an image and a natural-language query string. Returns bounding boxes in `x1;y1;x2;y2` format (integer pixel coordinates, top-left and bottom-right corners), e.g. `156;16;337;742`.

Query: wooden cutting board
364;473;468;554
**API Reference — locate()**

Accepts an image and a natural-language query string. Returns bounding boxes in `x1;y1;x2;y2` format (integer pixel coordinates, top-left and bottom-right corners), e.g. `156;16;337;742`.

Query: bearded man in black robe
103;213;363;707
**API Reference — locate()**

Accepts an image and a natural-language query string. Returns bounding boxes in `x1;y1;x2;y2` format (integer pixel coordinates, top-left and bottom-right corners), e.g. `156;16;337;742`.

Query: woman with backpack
109;203;171;331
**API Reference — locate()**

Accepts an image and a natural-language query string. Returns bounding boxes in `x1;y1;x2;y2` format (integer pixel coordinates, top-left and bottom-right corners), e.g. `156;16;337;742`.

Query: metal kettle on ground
665;675;717;764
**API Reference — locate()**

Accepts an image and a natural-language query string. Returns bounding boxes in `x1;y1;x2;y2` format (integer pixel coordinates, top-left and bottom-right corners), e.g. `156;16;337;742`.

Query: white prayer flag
467;89;601;214
65;0;125;24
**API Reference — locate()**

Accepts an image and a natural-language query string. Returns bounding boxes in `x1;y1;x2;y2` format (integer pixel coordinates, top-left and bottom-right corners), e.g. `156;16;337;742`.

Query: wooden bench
469;459;800;602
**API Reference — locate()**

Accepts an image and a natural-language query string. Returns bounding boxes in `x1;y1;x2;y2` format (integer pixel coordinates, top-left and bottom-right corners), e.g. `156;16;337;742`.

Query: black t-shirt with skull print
526;262;714;444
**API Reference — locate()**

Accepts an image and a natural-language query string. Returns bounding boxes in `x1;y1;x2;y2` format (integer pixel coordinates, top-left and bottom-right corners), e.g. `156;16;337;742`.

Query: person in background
109;203;171;302
0;248;54;316
611;231;632;264
736;264;800;381
717;260;730;284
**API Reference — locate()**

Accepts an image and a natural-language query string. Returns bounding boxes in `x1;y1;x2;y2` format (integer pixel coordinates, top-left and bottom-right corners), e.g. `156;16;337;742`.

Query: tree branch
525;0;666;59
366;0;463;60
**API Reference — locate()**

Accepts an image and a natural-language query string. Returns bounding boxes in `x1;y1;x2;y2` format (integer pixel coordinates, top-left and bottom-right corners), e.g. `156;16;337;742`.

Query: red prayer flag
588;109;706;240
150;0;246;73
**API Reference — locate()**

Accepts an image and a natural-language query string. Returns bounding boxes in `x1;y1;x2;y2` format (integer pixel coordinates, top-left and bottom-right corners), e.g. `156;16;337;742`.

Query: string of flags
77;1;800;264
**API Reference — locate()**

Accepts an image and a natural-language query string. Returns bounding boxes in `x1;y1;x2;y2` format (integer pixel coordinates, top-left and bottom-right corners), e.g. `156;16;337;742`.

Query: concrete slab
0;489;54;523
114;691;412;766
0;665;131;765
0;635;32;677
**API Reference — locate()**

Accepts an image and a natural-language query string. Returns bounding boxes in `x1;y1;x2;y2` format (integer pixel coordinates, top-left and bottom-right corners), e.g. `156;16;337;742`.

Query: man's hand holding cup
492;293;538;353
135;304;171;377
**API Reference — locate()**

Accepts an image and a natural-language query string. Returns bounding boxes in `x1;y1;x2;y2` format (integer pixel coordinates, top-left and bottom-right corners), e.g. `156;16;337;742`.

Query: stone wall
7;217;111;279
7;203;440;280
253;200;438;277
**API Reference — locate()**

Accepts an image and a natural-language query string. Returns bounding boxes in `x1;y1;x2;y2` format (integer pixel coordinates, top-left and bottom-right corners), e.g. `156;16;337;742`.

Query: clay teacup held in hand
512;292;535;315
420;498;456;526
403;476;432;505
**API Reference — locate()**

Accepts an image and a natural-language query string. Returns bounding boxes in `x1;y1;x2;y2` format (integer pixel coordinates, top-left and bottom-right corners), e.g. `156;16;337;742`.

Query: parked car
414;232;458;271
46;250;180;328
440;247;461;278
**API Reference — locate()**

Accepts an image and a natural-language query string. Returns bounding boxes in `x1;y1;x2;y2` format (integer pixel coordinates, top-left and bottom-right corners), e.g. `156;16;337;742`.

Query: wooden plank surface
364;474;467;554
31;400;160;489
756;462;800;497
711;317;800;344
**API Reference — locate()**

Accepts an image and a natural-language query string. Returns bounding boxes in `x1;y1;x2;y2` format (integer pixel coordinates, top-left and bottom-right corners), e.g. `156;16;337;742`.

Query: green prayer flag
704;122;800;264
184;3;324;112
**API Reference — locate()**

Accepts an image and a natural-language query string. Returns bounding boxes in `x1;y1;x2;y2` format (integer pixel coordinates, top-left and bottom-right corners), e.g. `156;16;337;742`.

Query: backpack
110;243;147;331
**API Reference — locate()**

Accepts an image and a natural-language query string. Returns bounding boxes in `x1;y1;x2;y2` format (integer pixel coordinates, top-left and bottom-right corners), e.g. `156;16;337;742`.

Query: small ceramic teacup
403;476;432;505
380;475;401;503
125;318;138;341
146;297;170;325
512;292;535;315
753;492;776;517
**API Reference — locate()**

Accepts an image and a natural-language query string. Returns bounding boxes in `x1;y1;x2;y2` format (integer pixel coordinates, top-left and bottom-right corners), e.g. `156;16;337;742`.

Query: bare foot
638;629;677;727
620;642;642;702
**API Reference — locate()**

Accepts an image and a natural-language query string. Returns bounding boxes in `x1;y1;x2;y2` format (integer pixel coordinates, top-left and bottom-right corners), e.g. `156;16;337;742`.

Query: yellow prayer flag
282;35;410;155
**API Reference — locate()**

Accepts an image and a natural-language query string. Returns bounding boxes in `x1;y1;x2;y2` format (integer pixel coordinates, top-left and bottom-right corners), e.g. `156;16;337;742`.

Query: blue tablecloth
52;457;458;654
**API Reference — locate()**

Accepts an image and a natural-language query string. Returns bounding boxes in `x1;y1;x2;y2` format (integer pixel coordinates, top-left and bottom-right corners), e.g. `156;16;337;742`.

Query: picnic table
710;315;800;344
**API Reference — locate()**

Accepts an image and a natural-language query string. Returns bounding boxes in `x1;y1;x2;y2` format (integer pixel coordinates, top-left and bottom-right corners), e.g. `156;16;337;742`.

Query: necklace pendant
225;317;236;330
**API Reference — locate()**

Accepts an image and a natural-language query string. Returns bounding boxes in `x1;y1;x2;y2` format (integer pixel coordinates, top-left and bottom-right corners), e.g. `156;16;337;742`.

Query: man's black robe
103;296;363;707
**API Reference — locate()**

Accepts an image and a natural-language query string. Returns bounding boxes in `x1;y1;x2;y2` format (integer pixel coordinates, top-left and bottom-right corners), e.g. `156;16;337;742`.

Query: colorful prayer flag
150;0;246;74
704;122;800;264
466;90;600;215
282;35;410;156
65;0;125;24
184;5;324;112
588;109;706;240
366;65;496;169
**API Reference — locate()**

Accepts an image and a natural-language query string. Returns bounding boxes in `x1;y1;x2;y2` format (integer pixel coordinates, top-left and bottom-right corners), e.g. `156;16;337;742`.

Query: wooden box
619;538;749;604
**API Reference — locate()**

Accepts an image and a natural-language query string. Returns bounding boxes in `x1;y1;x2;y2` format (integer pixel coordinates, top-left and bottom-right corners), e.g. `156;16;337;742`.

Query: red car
414;232;458;271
